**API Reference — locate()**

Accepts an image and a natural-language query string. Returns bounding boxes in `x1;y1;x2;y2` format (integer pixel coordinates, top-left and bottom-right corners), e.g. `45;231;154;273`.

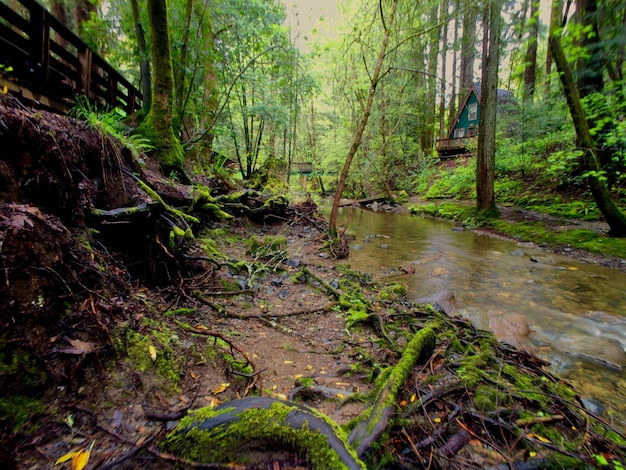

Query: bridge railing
0;0;141;113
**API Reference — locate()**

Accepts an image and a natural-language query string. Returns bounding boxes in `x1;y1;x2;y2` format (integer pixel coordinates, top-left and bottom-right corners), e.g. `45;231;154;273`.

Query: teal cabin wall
451;91;480;138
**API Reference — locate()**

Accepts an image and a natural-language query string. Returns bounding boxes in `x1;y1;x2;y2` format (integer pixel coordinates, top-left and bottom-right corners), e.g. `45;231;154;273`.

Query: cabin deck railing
436;136;476;152
0;0;141;113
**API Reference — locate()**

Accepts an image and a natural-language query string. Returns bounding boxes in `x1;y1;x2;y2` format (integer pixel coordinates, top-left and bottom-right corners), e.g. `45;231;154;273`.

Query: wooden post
77;46;92;97
28;0;50;88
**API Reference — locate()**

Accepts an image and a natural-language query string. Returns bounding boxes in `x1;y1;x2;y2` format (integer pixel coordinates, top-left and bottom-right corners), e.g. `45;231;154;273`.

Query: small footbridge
0;0;142;113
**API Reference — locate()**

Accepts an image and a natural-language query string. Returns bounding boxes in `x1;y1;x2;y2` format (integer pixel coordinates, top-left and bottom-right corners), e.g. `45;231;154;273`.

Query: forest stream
330;206;626;430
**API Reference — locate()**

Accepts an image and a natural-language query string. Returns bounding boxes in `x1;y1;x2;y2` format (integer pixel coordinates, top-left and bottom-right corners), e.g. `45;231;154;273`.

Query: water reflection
328;207;626;429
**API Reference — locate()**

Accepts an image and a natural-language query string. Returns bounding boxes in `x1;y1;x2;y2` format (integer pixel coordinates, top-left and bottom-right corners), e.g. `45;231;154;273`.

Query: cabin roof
445;83;516;140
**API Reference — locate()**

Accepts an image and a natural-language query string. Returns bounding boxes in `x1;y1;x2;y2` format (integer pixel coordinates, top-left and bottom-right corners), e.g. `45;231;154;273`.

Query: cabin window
468;103;478;121
468;125;477;137
454;128;465;138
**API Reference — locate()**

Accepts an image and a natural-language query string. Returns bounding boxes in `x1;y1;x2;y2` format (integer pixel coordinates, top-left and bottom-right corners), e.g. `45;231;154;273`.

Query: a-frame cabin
436;84;515;159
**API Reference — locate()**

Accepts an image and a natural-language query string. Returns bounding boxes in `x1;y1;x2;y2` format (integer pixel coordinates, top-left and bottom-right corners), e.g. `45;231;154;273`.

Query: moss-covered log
348;327;436;457
163;396;366;469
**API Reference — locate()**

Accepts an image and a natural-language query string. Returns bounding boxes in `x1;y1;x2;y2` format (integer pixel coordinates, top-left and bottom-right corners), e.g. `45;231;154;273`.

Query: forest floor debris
1;95;625;469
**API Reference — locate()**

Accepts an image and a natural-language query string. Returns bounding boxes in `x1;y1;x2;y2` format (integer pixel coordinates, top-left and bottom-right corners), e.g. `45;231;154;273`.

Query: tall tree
139;0;184;174
328;0;398;239
460;3;477;97
548;0;626;236
523;0;540;98
476;0;503;214
130;0;151;114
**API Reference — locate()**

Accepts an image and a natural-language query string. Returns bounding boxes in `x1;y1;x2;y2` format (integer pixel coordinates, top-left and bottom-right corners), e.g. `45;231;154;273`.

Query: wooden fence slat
1;0;142;113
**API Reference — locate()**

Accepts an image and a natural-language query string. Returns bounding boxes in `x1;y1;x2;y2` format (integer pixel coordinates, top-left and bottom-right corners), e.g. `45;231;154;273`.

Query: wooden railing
0;0;141;113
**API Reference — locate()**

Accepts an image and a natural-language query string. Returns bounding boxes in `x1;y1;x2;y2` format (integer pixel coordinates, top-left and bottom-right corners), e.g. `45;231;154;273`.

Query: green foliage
71;97;154;159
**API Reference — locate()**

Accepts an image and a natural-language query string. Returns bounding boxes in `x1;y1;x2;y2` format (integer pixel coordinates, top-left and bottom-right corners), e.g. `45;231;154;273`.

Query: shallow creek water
328;207;626;429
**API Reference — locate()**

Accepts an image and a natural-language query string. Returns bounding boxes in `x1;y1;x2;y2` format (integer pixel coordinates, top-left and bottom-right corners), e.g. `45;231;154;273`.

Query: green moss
379;283;407;300
0;395;46;432
0;347;47;390
545;454;587;469
137;179;199;226
163;401;365;469
246;235;288;258
165;308;197;317
472;385;510;411
125;326;183;389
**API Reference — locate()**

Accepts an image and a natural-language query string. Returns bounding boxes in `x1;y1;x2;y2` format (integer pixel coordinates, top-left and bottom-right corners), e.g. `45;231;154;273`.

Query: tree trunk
460;3;477;98
548;0;626;236
328;0;398;237
448;10;459;129
476;0;502;214
438;0;449;138
174;0;193;135
523;0;540;98
140;0;184;173
130;0;151;114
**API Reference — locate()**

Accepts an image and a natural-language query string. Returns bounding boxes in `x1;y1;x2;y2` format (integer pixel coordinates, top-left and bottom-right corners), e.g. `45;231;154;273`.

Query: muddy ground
2;95;626;469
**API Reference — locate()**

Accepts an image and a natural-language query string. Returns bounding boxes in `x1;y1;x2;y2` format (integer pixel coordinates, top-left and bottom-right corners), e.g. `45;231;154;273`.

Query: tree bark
328;0;398;237
523;0;540;98
460;3;477;98
174;0;193;135
140;0;184;173
438;0;449;138
130;0;152;114
476;0;502;214
548;0;626;236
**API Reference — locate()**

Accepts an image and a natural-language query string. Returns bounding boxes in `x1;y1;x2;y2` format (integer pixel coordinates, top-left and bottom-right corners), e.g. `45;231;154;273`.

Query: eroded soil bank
1;96;625;469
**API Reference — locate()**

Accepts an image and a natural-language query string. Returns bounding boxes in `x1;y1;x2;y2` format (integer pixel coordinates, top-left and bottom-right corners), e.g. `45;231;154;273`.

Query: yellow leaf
2;84;7;94
337;393;345;399
212;382;230;394
527;433;551;443
284;360;293;364
434;417;442;423
567;266;578;271
72;448;90;470
55;451;81;465
148;345;157;362
529;451;537;457
410;393;417;403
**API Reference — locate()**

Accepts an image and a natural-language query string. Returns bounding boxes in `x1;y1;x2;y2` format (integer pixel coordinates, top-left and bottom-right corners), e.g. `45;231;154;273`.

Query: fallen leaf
148;345;157;362
410;393;417;402
58;339;95;355
55;441;95;469
55;451;82;465
212;383;230;394
203;396;219;407
527;433;551;443
284;360;293;364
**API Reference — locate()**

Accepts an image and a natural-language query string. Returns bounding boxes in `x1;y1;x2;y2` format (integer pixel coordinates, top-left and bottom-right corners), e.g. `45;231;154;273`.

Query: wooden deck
0;0;141;113
436;136;476;158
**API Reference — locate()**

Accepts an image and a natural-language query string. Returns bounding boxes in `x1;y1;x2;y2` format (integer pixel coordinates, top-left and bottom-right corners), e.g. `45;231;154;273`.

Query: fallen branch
348;327;435;457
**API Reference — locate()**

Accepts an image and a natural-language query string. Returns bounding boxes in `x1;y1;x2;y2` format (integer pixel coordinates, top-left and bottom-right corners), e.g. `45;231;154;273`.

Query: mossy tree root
136;178;200;233
163;396;366;470
348;327;436;457
295;267;341;300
